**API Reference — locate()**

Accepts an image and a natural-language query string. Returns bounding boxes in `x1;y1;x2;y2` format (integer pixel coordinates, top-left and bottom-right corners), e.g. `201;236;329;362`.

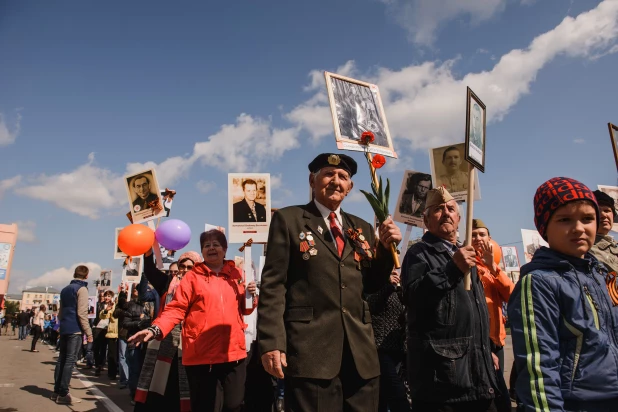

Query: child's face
546;201;597;259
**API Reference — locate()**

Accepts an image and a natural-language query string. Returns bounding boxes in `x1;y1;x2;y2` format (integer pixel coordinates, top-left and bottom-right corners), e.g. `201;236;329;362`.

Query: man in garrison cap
258;153;402;411
400;187;500;411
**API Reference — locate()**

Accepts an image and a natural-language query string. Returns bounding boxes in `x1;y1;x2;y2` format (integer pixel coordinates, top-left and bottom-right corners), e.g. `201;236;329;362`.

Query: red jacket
476;257;514;347
153;260;257;366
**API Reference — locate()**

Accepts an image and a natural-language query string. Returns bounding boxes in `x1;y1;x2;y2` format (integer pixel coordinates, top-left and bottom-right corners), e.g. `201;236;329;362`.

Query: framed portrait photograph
598;185;618;232
429;142;481;202
122;256;142;283
88;296;96;319
124;169;166;224
393;170;432;228
521;229;549;263
97;270;112;291
324;71;397;158
501;246;520;271
114;227;128;260
464;87;486;173
609;123;618;172
160;189;174;217
228;173;271;244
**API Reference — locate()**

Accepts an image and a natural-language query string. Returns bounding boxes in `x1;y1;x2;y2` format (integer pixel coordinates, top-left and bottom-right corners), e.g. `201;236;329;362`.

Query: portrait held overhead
465;87;487;172
393;170;432;227
501;246;520;271
520;228;549;263
124;169;165;224
325;71;397;158
429;142;481;202
228;173;271;243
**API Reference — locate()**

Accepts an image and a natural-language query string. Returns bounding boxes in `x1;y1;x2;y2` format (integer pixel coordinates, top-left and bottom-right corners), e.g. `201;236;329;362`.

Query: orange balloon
491;239;502;266
118;224;155;257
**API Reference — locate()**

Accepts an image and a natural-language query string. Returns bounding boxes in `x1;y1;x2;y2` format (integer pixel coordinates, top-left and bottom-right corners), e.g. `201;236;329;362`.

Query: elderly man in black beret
591;190;618;305
258;153;402;411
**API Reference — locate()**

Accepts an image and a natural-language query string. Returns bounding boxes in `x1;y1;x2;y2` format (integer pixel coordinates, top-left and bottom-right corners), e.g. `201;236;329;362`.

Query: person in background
508;177;618;411
30;304;46;352
92;291;109;376
52;265;93;405
365;271;409;412
590;190;618;305
130;230;258;412
133;254;198;412
122;283;151;404
98;290;118;380
114;286;130;390
17;310;29;341
43;315;52;344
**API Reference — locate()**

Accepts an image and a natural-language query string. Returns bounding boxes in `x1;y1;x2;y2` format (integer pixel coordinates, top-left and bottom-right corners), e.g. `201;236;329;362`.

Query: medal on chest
299;231;318;260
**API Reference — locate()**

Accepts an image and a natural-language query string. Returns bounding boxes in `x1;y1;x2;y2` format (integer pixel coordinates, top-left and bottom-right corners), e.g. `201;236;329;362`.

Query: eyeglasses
178;264;193;271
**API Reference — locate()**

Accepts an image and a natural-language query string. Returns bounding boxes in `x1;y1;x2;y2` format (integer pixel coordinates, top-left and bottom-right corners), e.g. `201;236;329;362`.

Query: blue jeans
54;334;82;396
127;345;144;397
19;325;27;340
118;339;129;385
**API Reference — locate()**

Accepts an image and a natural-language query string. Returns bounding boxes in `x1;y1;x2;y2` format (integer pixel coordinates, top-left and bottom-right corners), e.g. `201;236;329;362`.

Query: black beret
594;190;617;218
308;153;357;176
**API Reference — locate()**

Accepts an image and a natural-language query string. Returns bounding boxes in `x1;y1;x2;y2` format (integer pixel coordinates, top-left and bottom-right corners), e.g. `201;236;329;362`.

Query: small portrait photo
122;256;142;283
393;170;432;227
598;185;618;232
429;142;481;202
114;228;128;260
228;173;271;244
501;246;520;271
324;71;397;158
160;189;175;217
608;123;618;172
521;229;549;263
88;296;96;319
465;87;486;173
124;169;165;224
98;270;112;291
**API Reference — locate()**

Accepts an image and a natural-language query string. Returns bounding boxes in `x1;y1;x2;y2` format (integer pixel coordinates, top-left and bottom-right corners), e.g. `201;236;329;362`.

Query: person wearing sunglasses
131;249;202;411
130;229;257;412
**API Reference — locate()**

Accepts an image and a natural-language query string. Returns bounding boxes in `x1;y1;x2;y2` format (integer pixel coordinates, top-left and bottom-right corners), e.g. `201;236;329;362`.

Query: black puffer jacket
121;300;151;349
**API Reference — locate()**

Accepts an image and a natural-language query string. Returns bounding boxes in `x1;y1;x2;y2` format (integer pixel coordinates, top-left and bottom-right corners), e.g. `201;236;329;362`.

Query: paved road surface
0;331;516;412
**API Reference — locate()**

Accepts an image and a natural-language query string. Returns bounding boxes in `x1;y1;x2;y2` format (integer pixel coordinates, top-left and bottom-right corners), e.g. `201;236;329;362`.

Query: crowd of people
41;152;618;411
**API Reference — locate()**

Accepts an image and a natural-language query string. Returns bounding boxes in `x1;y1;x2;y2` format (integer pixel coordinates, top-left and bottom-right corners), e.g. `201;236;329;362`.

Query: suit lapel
303;202;339;260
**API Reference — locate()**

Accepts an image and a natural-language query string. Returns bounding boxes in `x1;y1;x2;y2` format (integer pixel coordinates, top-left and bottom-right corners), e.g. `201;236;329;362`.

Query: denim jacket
401;231;498;403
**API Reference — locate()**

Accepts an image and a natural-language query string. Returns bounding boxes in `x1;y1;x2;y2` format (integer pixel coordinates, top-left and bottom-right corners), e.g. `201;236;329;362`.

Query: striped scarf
134;279;190;411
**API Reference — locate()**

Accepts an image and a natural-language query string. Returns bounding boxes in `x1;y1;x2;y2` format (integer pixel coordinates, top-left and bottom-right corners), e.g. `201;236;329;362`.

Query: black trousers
243;344;276;411
92;328;108;368
31;325;42;351
412;399;497;412
107;338;118;378
285;341;380;412
377;350;409;412
185;359;246;412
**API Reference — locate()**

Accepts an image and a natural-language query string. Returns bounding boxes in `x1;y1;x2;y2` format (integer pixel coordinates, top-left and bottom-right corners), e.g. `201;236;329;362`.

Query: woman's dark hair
200;229;228;250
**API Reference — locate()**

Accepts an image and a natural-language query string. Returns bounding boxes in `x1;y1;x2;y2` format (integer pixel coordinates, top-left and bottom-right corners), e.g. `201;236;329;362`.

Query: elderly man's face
599;205;614;235
310;167;353;208
424;200;460;239
443;150;461;173
243;183;257;202
415;180;431;199
134;177;151;200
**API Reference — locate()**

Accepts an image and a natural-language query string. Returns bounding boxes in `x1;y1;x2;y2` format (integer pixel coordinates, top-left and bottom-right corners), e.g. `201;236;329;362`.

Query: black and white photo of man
130;174;159;213
233;179;267;222
470;103;484;151
399;173;432;218
502;246;519;270
125;169;164;224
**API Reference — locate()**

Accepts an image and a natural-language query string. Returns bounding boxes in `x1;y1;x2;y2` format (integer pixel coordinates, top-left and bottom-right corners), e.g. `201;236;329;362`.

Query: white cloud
289;0;618;151
0;175;21;198
16;221;36;243
13;262;102;292
573;138;586;144
196;180;217;194
380;0;507;46
270;174;283;190
0;111;22;146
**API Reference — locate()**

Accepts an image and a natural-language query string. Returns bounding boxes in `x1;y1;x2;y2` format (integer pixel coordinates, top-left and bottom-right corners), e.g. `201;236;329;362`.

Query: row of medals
299;232;318;260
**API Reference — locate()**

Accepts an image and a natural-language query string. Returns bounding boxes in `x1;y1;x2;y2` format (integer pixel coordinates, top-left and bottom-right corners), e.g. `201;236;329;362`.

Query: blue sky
2;0;618;293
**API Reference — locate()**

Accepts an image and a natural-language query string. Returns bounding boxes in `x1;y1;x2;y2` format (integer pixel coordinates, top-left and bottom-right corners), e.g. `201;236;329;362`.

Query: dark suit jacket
257;201;394;380
233;199;267;222
132;192;159;211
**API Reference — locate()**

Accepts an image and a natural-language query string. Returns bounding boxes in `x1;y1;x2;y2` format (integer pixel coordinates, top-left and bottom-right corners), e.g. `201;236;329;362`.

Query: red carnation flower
371;154;386;169
360;131;375;145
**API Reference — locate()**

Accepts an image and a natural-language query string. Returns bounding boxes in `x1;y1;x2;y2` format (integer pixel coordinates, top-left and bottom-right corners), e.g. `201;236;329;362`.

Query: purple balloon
155;219;192;250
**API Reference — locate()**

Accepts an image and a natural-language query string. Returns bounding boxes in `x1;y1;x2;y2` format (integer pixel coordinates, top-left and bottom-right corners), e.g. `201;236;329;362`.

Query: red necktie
329;212;345;257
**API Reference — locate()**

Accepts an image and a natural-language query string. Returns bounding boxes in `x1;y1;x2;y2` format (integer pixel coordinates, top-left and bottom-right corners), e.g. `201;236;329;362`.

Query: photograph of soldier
393;170;432;227
124;169;164;224
228;173;271;243
501;246;520;271
521;229;549;263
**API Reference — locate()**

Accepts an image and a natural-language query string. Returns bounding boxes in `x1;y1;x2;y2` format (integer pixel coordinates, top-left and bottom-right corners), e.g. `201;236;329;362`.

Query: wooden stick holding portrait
463;86;487;290
608;123;618;173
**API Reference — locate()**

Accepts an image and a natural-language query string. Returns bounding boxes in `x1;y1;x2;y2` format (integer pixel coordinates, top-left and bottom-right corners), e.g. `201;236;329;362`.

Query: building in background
20;286;61;312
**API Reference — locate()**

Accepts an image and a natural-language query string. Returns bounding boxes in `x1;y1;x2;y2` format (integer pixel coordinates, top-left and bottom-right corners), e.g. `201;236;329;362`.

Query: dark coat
257;201;394;380
132;192;159;212
401;231;498;403
232;199;267;222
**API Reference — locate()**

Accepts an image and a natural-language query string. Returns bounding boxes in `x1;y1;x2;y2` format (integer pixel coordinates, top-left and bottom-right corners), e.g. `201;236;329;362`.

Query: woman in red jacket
129;229;257;412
